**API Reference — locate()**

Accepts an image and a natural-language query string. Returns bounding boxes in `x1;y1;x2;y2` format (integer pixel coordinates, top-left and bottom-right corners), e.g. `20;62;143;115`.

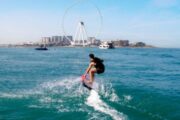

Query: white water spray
86;90;127;120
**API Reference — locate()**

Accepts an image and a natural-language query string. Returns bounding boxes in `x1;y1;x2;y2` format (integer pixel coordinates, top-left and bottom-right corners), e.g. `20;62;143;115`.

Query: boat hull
35;47;48;50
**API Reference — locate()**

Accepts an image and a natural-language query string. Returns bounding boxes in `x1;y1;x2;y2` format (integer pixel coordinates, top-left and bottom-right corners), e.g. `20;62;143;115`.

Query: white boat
99;42;114;49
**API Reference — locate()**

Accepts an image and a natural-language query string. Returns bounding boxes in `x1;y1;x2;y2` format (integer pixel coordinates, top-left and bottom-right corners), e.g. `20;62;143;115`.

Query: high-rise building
41;37;51;45
88;37;101;46
40;35;73;46
112;40;129;47
51;36;62;44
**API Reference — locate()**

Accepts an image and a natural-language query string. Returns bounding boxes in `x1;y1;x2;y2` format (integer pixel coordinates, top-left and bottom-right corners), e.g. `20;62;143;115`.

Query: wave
0;76;128;120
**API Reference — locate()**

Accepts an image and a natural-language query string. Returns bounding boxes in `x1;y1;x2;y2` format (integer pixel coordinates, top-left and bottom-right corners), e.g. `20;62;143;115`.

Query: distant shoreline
0;45;180;49
0;45;156;48
0;40;157;48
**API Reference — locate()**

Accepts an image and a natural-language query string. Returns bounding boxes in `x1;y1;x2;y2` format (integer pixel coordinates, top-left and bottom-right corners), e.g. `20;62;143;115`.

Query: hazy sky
0;0;180;47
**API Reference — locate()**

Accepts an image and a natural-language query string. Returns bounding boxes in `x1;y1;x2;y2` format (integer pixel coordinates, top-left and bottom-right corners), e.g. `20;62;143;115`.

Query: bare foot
81;75;86;82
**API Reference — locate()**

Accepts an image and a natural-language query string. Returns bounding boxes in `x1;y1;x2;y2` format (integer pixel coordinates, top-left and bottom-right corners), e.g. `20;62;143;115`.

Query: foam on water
0;93;25;99
123;95;132;102
86;90;127;120
0;77;127;119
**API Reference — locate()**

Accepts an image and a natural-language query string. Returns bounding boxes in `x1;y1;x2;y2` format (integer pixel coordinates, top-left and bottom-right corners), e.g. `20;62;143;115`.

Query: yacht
99;42;114;49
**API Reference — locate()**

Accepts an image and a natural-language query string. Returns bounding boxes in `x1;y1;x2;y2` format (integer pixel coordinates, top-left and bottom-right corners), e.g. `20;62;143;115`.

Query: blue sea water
0;47;179;120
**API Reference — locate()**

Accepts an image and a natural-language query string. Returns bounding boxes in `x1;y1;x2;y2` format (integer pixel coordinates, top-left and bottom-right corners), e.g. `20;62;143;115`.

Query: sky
0;0;180;48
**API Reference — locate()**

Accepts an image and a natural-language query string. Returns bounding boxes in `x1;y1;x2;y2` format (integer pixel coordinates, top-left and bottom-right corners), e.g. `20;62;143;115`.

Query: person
82;53;105;84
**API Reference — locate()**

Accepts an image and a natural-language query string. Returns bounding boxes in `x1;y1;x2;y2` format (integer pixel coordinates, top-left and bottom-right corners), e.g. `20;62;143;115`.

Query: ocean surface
0;47;179;120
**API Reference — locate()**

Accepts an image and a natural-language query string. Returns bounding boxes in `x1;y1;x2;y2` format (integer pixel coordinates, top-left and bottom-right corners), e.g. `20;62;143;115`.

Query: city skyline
0;0;180;48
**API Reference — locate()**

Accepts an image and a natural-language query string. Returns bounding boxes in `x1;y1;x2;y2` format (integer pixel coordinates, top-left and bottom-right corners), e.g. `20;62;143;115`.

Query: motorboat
99;42;114;49
35;45;48;51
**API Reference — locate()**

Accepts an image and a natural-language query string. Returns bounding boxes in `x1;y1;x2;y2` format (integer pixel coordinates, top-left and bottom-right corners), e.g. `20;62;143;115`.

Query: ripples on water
0;48;179;120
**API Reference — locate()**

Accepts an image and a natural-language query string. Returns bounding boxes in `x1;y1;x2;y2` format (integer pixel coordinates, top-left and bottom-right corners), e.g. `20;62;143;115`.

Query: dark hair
89;53;103;63
89;54;105;74
94;57;104;63
94;57;105;74
89;53;95;59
